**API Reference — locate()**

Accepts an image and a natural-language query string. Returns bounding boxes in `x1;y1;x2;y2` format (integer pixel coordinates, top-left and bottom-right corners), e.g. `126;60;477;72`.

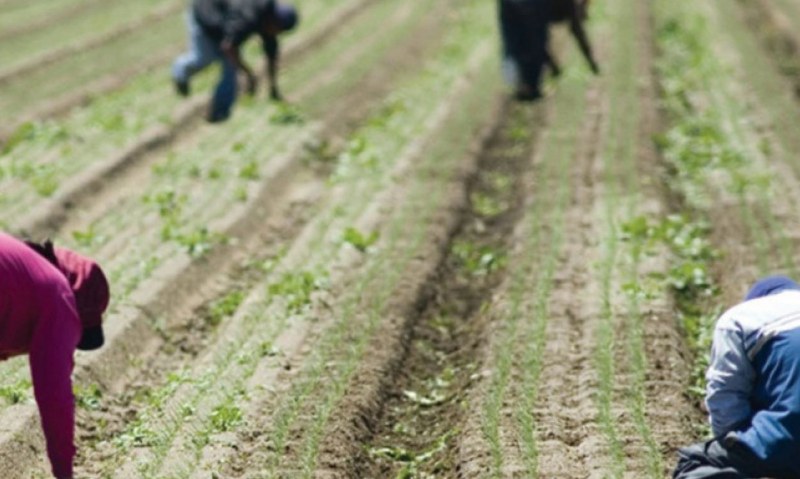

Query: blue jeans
172;11;238;121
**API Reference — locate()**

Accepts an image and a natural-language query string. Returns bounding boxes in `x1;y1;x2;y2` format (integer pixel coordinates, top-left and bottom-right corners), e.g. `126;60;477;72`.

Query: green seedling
239;160;259;180
234;185;248;202
470;191;508;217
210;403;243;432
72;224;101;248
0;378;31;404
2;122;37;155
342;227;379;252
268;271;324;312
31;171;58;197
301;139;338;167
175;227;226;258
451;240;507;276
207;291;245;326
331;136;379;182
487;172;513;194
74;384;103;411
270;103;305;125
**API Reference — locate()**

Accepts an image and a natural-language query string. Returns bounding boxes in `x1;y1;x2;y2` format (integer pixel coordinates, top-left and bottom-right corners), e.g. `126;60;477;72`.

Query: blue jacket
706;289;800;472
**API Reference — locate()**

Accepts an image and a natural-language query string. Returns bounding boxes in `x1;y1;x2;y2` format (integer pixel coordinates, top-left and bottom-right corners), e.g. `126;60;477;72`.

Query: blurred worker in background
499;0;599;101
0;233;109;479
172;0;299;122
673;276;800;479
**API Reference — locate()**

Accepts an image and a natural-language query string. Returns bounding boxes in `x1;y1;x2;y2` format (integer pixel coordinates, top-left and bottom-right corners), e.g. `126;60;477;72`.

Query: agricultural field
2;0;800;477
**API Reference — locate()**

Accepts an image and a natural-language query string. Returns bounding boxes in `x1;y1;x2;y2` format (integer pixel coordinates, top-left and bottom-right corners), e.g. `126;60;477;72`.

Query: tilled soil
10;0;800;476
350;102;543;478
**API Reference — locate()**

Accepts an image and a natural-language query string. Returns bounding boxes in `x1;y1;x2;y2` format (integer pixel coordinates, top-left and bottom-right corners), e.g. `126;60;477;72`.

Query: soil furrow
348;100;541;478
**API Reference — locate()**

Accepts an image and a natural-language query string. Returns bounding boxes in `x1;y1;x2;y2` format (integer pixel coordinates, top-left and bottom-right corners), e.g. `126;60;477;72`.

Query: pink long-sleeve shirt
0;233;80;478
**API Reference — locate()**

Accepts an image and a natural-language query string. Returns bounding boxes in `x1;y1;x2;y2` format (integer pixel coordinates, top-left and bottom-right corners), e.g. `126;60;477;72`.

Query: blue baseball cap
745;275;800;301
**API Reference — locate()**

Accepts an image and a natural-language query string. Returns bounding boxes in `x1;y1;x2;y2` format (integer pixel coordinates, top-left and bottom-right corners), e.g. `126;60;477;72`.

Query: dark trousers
673;438;792;479
498;0;550;93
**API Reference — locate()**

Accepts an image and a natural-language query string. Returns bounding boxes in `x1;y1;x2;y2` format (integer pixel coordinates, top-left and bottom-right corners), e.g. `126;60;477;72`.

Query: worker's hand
270;85;283;102
245;72;258;96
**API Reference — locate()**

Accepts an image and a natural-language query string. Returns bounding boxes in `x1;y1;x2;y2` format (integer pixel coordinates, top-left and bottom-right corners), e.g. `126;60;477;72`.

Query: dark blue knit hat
745;275;800;301
275;3;298;31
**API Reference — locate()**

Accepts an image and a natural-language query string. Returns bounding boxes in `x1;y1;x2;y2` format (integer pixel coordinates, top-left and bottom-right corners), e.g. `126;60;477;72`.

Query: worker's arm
221;40;258;95
705;325;756;438
569;10;600;74
263;35;281;101
29;287;81;479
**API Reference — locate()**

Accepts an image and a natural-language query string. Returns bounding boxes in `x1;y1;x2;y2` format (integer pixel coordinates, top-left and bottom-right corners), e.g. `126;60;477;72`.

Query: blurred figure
0;233;109;479
499;0;599;101
172;0;299;122
673;276;800;479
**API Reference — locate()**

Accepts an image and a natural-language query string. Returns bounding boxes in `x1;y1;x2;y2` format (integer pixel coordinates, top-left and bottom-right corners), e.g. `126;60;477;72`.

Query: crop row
65;3;500;477
652;0;800;418
0;0;350;139
6;3;494;474
0;0;368;230
0;0;425;422
462;0;688;475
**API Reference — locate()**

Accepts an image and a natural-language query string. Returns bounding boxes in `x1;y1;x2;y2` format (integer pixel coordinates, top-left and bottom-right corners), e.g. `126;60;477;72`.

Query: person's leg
208;57;238;122
673;438;781;479
501;1;548;100
673;441;746;479
172;10;218;95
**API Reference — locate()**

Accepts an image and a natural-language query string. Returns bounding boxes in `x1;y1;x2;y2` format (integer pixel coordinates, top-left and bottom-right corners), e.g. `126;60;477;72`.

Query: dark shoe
515;89;542;102
174;79;190;97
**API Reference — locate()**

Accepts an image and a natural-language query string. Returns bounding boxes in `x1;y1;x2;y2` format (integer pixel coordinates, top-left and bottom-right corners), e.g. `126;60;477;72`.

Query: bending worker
0;233;109;479
172;0;299;122
674;276;800;479
499;0;599;100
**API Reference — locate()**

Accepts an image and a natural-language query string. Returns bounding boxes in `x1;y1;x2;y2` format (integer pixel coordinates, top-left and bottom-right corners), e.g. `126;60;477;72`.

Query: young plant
342;227;379;252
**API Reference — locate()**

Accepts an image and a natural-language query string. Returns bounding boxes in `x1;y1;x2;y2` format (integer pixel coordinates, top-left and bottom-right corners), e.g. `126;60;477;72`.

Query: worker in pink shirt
0;232;109;479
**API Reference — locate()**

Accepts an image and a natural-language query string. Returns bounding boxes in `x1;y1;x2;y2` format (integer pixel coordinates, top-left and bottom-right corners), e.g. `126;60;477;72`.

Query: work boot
174;79;190;97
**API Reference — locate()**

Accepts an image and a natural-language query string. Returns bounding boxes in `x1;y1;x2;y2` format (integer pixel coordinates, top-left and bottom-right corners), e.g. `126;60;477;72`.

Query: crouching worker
0;233;109;479
498;0;599;101
673;276;800;479
172;0;299;122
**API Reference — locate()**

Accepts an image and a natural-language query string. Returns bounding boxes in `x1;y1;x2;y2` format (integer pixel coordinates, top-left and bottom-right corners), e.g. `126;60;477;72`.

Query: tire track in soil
56;3;454;478
348;101;543;479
